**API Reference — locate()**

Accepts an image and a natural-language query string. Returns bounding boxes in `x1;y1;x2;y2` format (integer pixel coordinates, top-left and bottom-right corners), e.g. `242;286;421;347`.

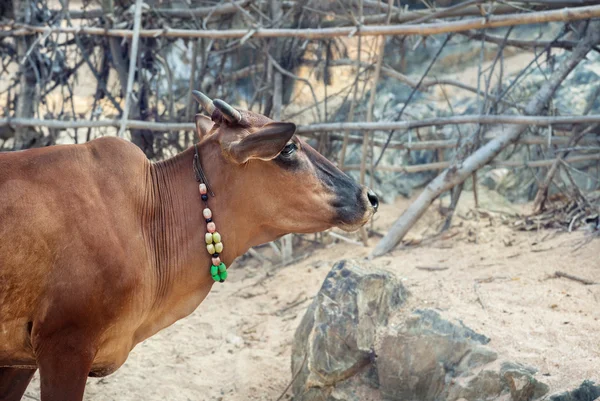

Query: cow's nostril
367;189;379;212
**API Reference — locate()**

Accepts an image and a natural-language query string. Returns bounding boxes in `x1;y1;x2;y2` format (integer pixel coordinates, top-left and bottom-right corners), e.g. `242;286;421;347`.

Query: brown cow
0;92;378;401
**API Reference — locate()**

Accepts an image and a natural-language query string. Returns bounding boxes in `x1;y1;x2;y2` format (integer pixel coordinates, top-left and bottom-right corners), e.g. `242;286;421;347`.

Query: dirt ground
21;189;600;401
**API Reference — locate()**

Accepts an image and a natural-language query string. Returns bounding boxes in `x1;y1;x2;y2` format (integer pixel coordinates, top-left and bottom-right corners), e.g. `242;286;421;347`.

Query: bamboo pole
5;5;600;39
4;114;600;133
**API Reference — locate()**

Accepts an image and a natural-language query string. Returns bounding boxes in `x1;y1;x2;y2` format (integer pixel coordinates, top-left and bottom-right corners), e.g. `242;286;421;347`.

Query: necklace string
193;143;227;283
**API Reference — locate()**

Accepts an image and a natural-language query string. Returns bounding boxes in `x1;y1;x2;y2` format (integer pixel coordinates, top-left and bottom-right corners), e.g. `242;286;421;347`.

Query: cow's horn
192;90;215;114
213;99;242;124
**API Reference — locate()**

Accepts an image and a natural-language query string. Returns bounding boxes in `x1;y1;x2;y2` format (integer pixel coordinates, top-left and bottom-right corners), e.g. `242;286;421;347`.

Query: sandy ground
21;189;600;401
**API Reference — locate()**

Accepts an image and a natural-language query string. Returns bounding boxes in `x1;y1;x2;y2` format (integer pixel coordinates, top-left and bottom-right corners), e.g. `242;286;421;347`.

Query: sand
21;190;600;401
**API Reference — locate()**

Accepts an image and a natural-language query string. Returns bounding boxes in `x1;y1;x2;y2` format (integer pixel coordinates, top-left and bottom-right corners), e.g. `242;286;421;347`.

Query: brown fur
0;107;376;400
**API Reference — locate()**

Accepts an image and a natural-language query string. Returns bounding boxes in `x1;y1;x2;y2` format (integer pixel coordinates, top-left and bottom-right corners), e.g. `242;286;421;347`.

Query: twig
247;248;272;264
375;33;453;167
328;231;363;246
276;296;310;316
416;266;449;271
275;352;307;401
474;282;487;310
555;271;597;285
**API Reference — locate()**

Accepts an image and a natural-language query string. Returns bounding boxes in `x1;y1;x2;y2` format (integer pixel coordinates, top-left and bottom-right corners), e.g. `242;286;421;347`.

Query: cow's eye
280;143;297;157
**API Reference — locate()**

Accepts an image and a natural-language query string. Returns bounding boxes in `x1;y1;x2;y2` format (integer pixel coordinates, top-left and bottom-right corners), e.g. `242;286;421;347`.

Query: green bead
205;233;213;244
219;270;228;281
212;274;220;282
210;265;218;276
218;262;226;273
212;232;221;243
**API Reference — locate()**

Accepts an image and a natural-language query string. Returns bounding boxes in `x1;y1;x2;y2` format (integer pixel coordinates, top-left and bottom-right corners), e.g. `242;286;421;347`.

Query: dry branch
370;21;600;258
4;114;600;133
32;0;251;19
344;153;600;173
555;271;597;285
5;5;600;39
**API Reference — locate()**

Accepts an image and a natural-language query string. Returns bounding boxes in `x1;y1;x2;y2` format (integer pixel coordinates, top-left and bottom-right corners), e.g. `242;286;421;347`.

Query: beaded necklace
193;144;227;283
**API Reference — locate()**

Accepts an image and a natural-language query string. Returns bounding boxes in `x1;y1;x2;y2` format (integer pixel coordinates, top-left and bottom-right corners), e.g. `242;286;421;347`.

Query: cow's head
192;91;378;237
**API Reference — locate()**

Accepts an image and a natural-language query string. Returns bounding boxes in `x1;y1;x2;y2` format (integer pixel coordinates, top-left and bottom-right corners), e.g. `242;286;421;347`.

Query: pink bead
207;222;216;233
212;256;221;265
203;208;212;219
199;183;207;195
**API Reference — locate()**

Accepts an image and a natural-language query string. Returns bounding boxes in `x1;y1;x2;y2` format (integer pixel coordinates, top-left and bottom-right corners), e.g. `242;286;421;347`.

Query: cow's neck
138;140;275;339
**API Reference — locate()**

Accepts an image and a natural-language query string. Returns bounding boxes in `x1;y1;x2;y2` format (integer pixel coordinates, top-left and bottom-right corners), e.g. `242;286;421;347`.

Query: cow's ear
227;122;296;164
195;114;214;141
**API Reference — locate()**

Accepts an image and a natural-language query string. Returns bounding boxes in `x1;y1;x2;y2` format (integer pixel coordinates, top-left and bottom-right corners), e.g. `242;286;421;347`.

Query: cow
0;92;379;401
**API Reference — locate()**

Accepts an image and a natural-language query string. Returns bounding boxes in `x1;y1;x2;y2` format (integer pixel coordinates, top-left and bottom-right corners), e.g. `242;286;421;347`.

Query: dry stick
344;153;600;173
296;115;600;133
6;5;600;39
328;231;364;246
275;352;308;401
461;30;582;51
5;114;600;132
416;266;449;271
117;0;143;139
409;0;480;25
362;1;391;185
46;1;592;22
351;1;593;26
555;271;597;285
370;21;600;258
339;0;364;170
374;34;454;168
44;0;250;19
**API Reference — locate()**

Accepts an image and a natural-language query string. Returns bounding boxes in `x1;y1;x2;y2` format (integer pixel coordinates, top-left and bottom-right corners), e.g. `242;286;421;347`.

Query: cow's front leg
0;367;36;401
35;331;96;401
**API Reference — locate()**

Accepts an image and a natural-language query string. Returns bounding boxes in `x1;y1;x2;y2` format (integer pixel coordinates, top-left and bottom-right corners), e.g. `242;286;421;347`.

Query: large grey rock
292;261;552;401
291;260;409;401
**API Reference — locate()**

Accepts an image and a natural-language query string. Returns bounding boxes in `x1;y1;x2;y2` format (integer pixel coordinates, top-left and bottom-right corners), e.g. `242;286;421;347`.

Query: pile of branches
516;192;600;232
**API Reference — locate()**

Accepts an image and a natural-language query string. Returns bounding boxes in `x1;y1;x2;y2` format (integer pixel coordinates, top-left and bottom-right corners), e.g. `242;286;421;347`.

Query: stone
376;309;498;401
292;261;552;401
291;259;408;401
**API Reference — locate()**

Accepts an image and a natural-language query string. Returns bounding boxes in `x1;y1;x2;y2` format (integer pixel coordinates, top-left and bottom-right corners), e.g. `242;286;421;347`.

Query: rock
377;309;499;401
501;362;550;401
292;261;552;401
549;381;600;401
291;259;408;401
